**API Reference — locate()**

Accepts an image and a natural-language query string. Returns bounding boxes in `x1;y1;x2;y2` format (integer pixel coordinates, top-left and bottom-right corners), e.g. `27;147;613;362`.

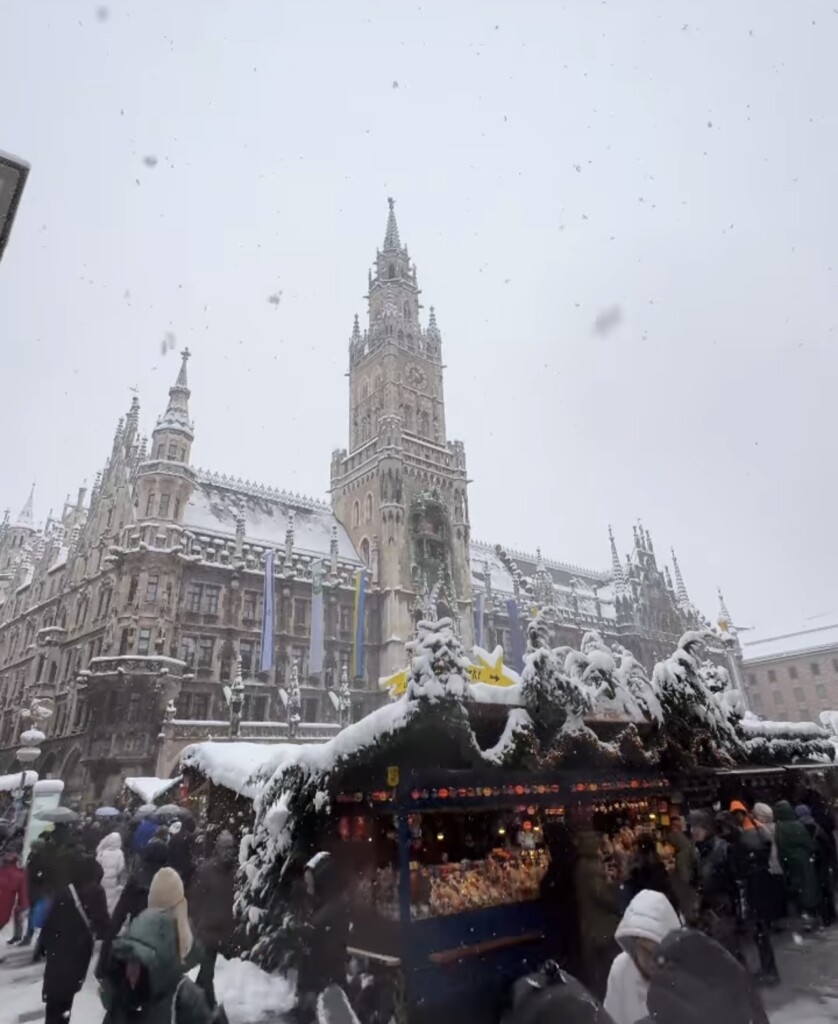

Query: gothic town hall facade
0;201;709;802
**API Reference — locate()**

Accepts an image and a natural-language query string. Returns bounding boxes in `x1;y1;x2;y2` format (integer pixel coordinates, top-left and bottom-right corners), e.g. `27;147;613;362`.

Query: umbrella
95;806;121;818
152;803;191;821
130;803;157;822
35;807;79;823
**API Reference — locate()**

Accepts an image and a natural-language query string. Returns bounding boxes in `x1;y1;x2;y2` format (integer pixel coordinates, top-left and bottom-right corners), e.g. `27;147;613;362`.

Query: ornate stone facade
0;200;716;802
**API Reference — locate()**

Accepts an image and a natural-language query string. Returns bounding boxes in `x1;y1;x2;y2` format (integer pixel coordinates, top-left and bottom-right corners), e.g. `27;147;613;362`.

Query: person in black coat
40;854;110;1024
539;823;582;978
167;818;196;889
96;837;169;979
727;819;779;983
625;835;677;913
296;852;349;1022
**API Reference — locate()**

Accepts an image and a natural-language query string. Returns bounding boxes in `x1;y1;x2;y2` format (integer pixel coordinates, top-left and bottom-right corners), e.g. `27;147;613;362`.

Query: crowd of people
0;809;237;1024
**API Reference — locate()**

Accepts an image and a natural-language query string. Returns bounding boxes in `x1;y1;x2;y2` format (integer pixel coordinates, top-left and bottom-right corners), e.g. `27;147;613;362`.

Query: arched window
167;441;177;460
403;302;410;319
145;493;155;517
352;501;360;528
361;381;369;401
360;538;370;566
158;494;171;518
365;493;373;521
404;406;414;430
388;264;395;280
374;374;381;392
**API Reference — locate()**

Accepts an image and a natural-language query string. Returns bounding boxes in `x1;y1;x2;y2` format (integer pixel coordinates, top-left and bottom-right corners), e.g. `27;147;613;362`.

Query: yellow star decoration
378;646;518;697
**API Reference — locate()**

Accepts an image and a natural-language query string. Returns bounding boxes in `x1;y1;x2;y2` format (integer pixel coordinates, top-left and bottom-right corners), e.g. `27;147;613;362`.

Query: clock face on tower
406;364;427;388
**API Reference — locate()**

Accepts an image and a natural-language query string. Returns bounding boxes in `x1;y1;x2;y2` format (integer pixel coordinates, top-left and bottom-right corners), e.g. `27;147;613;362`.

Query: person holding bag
40;854;110;1024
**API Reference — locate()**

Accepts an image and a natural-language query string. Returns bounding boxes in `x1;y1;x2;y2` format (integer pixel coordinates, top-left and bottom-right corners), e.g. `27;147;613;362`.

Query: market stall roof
180;741;303;799
0;771;37;793
124;776;182;804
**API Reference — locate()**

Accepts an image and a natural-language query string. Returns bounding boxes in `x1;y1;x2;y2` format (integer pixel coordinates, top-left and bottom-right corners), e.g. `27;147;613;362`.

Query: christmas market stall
179;740;300;844
235;617;833;1024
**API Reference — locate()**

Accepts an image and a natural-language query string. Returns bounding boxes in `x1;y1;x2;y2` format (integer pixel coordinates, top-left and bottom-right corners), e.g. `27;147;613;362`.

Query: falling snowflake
143;155;158;168
593;305;623;337
392;80;399;89
95;5;109;20
267;292;282;307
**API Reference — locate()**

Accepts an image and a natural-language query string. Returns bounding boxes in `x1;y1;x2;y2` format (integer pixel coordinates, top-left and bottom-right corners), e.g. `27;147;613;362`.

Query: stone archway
38;750;59;779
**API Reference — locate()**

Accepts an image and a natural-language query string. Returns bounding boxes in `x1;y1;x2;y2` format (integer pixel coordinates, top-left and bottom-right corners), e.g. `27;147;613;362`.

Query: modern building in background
741;616;838;723
0;201;718;802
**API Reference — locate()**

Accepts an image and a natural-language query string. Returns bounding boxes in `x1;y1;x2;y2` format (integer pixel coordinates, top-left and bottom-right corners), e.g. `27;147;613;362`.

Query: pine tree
613;645;663;724
520;613;572;749
406;618;471;702
652;631;743;767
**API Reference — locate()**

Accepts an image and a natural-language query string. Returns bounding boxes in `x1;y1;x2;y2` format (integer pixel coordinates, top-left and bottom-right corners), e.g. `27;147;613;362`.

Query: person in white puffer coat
603;888;681;1024
95;830;126;912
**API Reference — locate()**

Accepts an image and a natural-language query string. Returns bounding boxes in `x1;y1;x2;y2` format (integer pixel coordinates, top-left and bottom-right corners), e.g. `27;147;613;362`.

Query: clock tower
331;199;473;679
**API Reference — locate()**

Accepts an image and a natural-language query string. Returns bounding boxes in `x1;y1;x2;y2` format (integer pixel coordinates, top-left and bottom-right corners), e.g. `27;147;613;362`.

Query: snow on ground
0;925;295;1024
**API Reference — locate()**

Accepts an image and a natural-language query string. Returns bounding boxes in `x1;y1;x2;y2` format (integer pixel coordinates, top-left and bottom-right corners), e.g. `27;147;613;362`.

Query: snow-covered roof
741;615;838;663
469;543;615;620
180;741;302;799
0;771;37;793
739;716;829;740
184;476;361;563
124;776;182;804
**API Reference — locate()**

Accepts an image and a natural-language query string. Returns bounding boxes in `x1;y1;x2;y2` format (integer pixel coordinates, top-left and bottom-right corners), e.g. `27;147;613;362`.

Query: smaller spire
427;306;439;336
330;524;339;574
609;525;627;596
671;548;691;609
176;348;190;388
18;483;35;525
285;510;295;566
717;588;735;634
383;196;401;251
350;314;361;344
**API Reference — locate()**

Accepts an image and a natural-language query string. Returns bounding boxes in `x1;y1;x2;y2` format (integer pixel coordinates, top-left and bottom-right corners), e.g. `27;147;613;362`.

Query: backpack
501;962;615;1024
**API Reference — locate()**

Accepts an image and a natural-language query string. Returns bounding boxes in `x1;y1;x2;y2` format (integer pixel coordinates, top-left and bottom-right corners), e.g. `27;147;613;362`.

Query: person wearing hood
729;800;756;831
642;927;769;1024
773;800;818;925
167;817;196;889
188;830;237;1007
97;831;127;913
41;854;110;1024
795;803;836;926
726;807;779;984
296;852;350;1021
100;867;211;1024
623;837;676;914
603;889;681;1024
750;803;786;928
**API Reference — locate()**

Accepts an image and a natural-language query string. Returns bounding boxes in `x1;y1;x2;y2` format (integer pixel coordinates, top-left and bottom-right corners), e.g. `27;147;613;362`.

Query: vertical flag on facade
260;550;275;673
506;598;525;671
309;561;325;676
352;570;367;679
474;592;485;649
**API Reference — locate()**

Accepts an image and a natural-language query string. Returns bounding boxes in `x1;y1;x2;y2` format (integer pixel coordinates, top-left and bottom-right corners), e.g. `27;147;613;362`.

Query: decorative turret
383;196;401;251
136;350;196;530
284;510;295;568
608;525;627;599
17;484;35;527
330;524;339;575
533;548;555;606
717;588;735;635
671;548;691;610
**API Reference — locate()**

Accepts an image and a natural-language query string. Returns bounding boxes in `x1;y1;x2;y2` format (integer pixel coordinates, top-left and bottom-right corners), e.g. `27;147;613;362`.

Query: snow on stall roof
741;614;838;663
739;715;829;740
180;742;301;799
33;779;64;795
124;776;182;804
184;478;361;563
0;771;37;793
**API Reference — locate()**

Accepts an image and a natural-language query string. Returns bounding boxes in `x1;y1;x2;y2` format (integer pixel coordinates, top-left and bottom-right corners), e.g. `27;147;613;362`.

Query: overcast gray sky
2;1;836;635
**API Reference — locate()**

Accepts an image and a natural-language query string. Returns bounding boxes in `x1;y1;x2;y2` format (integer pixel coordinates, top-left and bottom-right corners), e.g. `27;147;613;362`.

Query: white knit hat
148;866;193;960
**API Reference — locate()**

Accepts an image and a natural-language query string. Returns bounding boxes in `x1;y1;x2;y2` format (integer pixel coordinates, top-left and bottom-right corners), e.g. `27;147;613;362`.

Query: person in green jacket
773;801;818;924
100;867;212;1024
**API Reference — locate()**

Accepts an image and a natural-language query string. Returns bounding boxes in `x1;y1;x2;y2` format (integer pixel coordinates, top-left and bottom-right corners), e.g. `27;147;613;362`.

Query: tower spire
609;525;627;596
155;348;193;443
176;346;190;388
671;548;690;609
717;588;735;634
18;483;35;525
383;197;401;251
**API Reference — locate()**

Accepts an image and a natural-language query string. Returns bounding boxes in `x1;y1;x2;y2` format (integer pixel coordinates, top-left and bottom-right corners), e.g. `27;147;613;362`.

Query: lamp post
229;657;244;738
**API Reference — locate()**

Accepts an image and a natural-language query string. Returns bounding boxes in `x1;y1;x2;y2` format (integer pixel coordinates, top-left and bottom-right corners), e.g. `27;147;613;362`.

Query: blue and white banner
352;570;367;679
260;550;275;673
506;598;525;671
309;562;325;676
474;592;485;649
